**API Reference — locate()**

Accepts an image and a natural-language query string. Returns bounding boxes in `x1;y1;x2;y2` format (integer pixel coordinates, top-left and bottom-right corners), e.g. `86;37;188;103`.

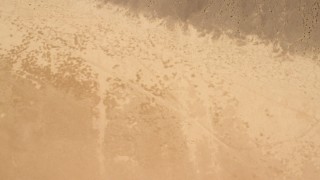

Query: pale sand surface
0;0;320;179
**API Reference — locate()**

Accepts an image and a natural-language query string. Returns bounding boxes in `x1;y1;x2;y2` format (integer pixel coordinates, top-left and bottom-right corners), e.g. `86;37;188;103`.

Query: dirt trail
0;0;320;179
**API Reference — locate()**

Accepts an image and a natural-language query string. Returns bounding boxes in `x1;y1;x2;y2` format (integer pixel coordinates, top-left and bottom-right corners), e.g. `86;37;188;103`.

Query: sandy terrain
0;0;320;179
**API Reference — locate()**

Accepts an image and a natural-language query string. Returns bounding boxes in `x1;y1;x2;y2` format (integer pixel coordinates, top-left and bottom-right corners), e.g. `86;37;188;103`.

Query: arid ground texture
1;0;320;179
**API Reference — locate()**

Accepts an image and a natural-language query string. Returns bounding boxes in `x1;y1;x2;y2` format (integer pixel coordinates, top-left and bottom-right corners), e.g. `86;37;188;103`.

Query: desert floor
0;0;320;179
